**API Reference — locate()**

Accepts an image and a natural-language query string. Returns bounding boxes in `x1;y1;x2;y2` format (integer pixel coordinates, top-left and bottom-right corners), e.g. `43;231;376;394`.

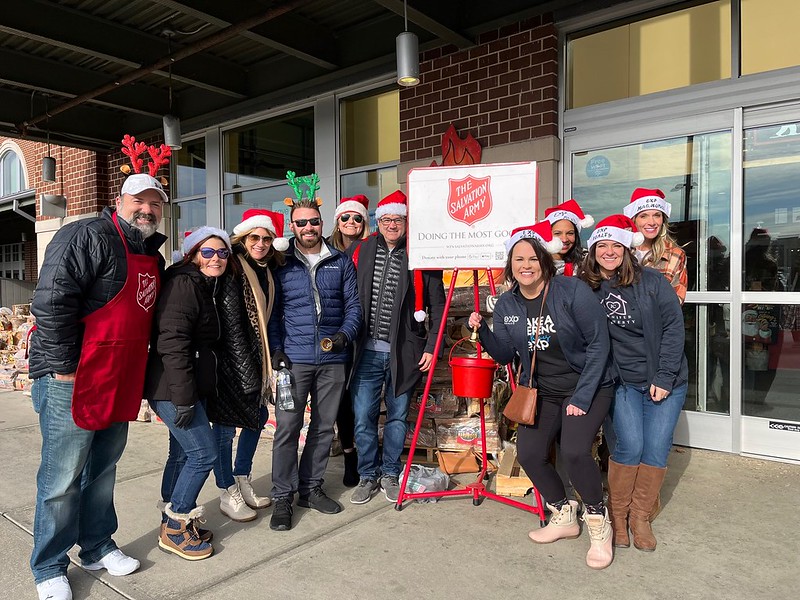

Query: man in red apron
29;173;167;600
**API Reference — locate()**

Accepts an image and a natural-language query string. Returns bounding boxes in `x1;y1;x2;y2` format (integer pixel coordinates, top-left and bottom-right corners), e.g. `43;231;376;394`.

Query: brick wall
399;14;558;164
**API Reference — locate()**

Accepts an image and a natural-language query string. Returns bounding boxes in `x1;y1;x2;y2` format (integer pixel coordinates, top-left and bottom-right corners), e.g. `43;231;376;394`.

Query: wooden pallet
402;445;437;464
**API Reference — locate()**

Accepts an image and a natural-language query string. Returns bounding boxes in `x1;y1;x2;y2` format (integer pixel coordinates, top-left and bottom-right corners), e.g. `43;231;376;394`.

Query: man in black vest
347;190;445;504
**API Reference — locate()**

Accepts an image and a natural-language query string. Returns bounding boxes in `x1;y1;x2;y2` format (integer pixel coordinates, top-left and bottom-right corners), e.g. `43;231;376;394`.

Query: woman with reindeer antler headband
28;135;170;599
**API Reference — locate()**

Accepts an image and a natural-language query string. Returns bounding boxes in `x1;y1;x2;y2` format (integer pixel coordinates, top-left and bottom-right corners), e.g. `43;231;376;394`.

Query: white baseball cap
120;173;169;203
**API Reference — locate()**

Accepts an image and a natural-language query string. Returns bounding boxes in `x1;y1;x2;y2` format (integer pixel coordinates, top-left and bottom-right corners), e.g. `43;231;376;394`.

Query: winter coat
29;207;166;379
213;250;282;429
350;234;446;397
273;239;361;365
143;262;222;407
478;276;613;412
600;267;689;392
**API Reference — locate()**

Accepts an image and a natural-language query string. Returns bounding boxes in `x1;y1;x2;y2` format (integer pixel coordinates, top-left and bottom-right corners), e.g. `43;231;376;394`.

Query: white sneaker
220;483;257;522
82;549;140;576
36;575;72;600
234;475;272;509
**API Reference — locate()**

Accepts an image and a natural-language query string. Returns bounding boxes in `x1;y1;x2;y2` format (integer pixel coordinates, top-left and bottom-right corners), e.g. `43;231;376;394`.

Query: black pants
516;386;613;506
336;387;355;450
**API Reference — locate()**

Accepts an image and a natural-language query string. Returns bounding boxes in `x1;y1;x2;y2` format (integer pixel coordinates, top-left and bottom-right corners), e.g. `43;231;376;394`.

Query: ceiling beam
149;0;338;70
372;0;474;49
16;0;313;133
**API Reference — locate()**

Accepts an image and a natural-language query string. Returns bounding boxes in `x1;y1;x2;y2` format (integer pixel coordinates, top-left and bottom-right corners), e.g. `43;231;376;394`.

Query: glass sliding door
565;120;735;452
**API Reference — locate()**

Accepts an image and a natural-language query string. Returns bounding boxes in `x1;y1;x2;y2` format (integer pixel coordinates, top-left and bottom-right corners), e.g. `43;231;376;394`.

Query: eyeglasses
199;247;230;259
378;217;406;226
339;213;364;224
246;234;273;245
292;217;321;227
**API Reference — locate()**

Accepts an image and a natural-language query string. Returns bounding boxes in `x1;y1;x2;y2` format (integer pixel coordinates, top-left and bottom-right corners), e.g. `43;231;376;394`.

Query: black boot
343;450;359;487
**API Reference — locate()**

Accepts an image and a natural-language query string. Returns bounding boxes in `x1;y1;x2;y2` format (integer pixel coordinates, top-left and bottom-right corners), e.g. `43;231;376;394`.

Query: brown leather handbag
503;283;549;426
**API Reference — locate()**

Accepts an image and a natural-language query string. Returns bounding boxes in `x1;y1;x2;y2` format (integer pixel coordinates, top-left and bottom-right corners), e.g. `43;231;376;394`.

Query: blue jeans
212;405;269;489
611;382;688;468
148;400;217;514
351;349;412;479
30;376;127;584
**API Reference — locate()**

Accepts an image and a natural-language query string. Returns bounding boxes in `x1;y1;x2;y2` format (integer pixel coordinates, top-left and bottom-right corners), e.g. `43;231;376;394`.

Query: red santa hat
504;221;563;254
232;208;289;252
413;270;426;322
587;214;645;249
544;199;594;231
334;194;370;221
623;188;671;219
375;190;407;220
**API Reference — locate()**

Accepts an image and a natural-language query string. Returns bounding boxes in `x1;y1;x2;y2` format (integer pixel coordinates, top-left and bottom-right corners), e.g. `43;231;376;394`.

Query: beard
296;230;321;249
129;211;158;238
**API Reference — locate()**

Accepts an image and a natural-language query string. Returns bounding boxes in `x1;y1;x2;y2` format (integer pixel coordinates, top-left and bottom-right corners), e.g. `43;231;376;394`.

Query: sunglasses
199;247;230;259
292;217;321;227
339;213;364;224
246;234;273;244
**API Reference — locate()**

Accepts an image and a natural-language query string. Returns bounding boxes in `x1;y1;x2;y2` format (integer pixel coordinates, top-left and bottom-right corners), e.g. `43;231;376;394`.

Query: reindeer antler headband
120;134;172;183
283;170;322;207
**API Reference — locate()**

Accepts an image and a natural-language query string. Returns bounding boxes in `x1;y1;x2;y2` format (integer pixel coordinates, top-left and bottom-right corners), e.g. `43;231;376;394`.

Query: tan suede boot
583;509;613;570
629;464;667;552
607;460;638;548
649;492;663;522
528;500;581;544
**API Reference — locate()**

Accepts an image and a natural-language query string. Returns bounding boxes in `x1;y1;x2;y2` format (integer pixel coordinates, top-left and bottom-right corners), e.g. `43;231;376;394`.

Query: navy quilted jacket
273;239;361;365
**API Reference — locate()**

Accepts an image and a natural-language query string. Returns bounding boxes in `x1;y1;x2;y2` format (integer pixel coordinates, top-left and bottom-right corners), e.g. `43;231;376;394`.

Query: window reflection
173;139;206;198
743;123;800;292
223;187;292;235
173;198;206;246
572;131;732;292
340;167;398;231
683;303;730;415
742;304;800;420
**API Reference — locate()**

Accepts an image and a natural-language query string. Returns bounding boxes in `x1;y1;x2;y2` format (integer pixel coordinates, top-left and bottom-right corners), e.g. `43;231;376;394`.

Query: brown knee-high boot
629;464;667;552
607;460;638;548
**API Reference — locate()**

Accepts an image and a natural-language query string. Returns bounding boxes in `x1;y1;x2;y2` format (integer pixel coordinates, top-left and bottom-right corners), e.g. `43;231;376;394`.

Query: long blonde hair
640;216;678;267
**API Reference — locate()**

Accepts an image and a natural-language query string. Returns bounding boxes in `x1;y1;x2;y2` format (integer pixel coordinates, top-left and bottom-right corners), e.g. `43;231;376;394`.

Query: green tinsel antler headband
283;170;322;207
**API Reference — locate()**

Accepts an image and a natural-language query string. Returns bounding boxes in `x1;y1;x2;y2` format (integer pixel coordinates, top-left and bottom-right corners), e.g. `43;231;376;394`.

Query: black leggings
516;386;612;506
336;388;355;450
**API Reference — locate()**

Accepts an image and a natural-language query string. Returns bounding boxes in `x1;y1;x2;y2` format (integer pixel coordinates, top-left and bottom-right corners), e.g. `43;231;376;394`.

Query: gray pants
271;363;345;499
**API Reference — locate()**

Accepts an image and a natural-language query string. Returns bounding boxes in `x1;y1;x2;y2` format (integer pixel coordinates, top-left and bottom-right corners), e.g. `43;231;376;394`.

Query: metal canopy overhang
0;0;615;152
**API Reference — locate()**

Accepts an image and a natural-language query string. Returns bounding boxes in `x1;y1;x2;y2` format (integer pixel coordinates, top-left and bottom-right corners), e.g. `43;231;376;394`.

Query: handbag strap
525;282;549;387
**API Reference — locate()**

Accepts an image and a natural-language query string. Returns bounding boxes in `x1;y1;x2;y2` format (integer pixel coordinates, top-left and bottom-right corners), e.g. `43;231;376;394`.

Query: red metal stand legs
395;269;547;526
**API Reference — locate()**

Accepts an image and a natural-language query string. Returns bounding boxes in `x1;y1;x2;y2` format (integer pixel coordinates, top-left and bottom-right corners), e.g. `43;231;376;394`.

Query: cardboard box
435;417;500;453
409;389;459;419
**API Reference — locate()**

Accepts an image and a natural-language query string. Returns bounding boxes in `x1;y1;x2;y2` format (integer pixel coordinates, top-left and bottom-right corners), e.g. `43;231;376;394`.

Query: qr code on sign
495;251;505;260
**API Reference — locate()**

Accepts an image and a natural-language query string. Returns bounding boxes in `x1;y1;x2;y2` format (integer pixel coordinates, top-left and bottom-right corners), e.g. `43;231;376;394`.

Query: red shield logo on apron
137;272;157;312
447;175;492;226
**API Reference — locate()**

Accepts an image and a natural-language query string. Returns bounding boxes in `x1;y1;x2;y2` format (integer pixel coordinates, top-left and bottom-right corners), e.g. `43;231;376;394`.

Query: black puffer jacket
212;264;262;429
142;262;221;407
30;207;166;379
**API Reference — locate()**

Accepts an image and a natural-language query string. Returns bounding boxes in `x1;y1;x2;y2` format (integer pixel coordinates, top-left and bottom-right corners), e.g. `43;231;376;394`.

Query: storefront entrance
563;107;800;462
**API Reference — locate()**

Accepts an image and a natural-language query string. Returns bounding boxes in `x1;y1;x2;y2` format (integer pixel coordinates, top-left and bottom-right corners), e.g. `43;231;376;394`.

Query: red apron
71;212;160;430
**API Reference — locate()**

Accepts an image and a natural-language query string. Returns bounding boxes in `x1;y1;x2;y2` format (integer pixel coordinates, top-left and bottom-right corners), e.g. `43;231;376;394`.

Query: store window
171;138;207;242
339;89;400;228
567;1;731;109
223;108;314;229
741;0;800;76
743;122;800;293
572;131;733;293
0;149;25;196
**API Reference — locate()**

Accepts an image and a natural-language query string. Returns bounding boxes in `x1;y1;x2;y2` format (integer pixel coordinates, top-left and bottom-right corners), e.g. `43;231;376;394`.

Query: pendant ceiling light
42;95;56;182
162;31;182;150
396;0;419;87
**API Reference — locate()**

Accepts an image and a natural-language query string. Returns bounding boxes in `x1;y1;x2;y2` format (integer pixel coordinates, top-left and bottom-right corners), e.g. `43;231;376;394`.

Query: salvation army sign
407;162;537;270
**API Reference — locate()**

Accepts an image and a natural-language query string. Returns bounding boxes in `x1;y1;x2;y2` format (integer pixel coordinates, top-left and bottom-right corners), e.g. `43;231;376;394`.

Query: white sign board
407;162;538;270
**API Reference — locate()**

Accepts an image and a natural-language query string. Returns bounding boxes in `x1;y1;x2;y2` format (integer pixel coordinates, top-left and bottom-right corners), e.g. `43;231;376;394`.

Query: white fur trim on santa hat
232;215;289;252
375;203;407;220
504;230;563;255
546;209;594;230
414;310;426;322
334;200;368;220
623;196;671;219
587;226;644;249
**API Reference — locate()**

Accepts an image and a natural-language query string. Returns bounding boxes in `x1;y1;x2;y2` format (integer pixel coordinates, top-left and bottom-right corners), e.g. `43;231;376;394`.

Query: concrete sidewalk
1;388;798;600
